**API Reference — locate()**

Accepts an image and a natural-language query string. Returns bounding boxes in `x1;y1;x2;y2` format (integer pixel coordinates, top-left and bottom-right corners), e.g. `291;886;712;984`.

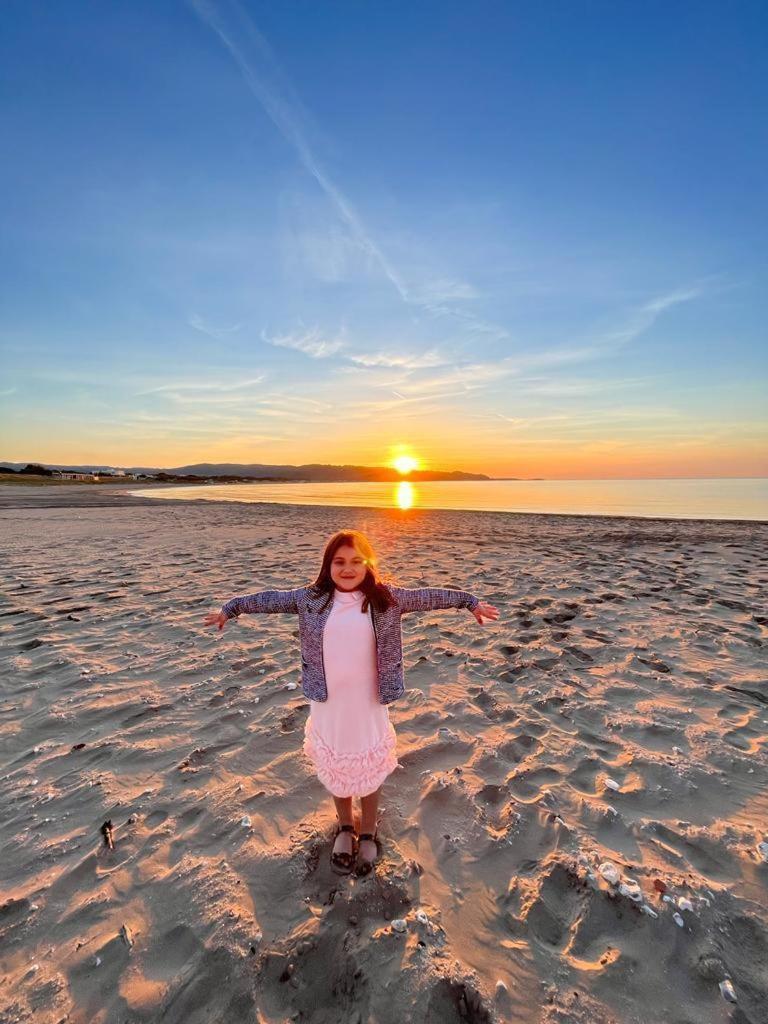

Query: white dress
302;588;399;798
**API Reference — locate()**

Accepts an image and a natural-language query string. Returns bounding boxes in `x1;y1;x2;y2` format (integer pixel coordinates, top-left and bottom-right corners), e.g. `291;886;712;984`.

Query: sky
1;0;766;479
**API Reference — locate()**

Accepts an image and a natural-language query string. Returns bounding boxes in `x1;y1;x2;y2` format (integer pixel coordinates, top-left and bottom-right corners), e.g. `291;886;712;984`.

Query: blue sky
1;0;766;477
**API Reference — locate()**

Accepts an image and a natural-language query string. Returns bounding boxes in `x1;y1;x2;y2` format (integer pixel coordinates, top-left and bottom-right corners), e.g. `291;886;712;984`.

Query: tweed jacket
221;584;480;705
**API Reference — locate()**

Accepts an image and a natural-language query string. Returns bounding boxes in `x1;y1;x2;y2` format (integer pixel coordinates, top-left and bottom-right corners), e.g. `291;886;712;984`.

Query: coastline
0;480;765;526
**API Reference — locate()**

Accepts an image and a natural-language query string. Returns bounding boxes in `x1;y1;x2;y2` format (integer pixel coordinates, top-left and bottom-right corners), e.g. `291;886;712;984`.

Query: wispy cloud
338;360;516;405
189;0;409;302
136;376;265;396
510;375;648;398
410;279;481;303
598;285;704;348
286;224;372;284
187;313;243;339
428;307;510;342
189;0;502;341
642;287;703;315
262;327;344;359
146;391;270;406
341;389;475;418
347;348;447;370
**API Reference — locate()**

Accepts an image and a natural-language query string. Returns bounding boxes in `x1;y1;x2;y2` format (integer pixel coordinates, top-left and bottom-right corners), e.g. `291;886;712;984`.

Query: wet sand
1;483;767;1023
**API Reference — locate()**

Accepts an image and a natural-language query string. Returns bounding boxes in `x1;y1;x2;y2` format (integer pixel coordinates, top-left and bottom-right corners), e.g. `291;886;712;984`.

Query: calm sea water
130;478;768;521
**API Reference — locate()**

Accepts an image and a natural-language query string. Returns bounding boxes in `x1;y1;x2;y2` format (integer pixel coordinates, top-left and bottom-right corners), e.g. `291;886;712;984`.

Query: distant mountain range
1;461;494;482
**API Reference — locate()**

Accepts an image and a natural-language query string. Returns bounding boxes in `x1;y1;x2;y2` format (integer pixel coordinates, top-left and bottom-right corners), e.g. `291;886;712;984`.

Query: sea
129;477;768;522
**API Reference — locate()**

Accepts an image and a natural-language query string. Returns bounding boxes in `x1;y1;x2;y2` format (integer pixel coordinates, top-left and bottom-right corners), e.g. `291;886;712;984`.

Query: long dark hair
310;530;396;614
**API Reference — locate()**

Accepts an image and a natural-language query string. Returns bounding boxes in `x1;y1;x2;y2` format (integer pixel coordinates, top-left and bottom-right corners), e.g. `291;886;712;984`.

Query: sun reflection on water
395;481;416;509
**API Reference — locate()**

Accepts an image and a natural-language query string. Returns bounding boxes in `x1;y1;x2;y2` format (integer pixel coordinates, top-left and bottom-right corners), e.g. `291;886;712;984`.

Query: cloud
364;360;515;400
209;432;291;446
137;376;265;396
493;406;686;430
257;391;336;412
511;375;648;398
411;279;481;303
347;348;447;370
284;223;373;284
262;327;344;358
341;389;475;417
189;1;497;336
598;285;704;349
187;314;243;339
419;299;510;343
641;287;703;315
148;392;268;406
495;414;533;426
189;0;409;302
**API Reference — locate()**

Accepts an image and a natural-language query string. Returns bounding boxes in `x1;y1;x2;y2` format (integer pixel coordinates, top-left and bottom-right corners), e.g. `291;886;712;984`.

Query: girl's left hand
472;602;500;625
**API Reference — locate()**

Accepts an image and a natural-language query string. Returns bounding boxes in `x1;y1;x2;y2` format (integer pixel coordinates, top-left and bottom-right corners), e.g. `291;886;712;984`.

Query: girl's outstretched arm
223;587;303;618
203;588;304;630
390;585;480;614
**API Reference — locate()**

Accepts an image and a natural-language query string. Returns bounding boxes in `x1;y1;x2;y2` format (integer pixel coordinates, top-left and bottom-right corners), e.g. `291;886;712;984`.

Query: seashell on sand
719;979;737;1003
598;861;620;885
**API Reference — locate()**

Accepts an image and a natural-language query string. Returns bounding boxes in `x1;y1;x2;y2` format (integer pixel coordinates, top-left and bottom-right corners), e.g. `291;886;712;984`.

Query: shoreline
0;481;765;527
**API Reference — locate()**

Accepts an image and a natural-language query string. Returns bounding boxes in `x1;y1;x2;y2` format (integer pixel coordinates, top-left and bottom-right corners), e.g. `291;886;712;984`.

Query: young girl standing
204;529;499;876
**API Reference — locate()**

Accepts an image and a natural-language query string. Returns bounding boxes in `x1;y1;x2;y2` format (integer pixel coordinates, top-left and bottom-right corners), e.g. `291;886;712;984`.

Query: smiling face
329;543;368;591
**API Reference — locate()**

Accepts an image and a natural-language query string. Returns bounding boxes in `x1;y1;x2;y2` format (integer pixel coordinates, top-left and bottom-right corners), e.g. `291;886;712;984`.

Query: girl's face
330;544;368;591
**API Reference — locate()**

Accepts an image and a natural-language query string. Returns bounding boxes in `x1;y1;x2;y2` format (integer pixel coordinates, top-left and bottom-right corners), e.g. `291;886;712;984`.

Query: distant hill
167;462;490;482
0;460;492;482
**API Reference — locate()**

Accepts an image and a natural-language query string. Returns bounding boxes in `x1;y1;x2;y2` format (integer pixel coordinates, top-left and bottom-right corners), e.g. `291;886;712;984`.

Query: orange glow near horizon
5;427;766;480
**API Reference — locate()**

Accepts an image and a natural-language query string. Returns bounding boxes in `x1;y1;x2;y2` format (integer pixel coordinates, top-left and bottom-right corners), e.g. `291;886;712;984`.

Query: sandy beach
1;483;767;1024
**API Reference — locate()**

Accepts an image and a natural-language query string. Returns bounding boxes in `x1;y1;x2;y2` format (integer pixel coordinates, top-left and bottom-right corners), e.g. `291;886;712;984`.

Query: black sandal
330;823;357;875
355;831;379;876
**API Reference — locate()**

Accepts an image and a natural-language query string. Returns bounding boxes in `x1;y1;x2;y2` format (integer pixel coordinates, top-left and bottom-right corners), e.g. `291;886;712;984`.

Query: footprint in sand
566;646;594;663
19;638;46;650
474;782;510;809
508;766;562;800
544;611;578;625
568;756;602;794
522;862;584;949
498;644;520;657
497;733;542;764
531;656;559;670
426;978;493;1024
723;723;763;753
582;629;612;643
644;821;739;881
144;809;169;829
636;655;672;674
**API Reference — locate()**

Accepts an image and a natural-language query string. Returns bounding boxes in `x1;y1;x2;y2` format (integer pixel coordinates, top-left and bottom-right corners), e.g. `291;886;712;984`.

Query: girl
204;529;499;876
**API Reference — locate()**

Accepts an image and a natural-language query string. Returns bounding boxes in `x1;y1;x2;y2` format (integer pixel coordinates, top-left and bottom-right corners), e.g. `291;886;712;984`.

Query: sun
393;454;419;475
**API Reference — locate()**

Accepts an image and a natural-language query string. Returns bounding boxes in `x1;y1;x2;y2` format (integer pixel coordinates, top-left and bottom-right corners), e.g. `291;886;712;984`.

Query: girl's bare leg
358;785;381;863
332;794;355;858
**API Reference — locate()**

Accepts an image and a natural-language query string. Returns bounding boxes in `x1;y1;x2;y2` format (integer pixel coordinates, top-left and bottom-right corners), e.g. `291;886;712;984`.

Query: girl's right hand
203;610;229;631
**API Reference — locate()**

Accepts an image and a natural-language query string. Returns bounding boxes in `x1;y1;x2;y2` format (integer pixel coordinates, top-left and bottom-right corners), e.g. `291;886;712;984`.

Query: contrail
189;0;410;302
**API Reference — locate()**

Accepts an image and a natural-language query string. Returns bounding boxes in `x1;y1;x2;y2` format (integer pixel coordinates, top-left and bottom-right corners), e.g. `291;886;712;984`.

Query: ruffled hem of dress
303;718;399;798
